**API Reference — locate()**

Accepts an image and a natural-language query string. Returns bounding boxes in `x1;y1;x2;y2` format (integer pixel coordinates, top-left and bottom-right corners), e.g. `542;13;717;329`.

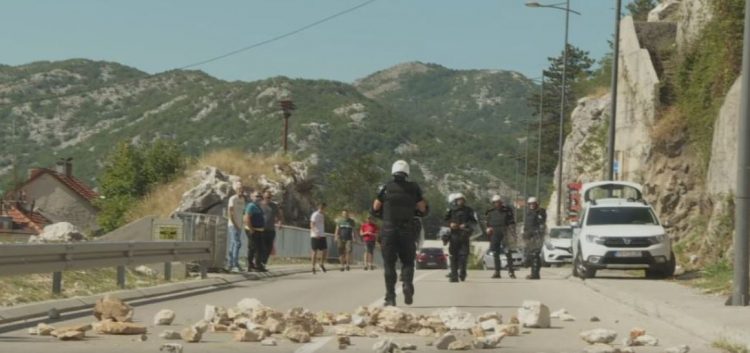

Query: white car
571;181;675;279
482;248;525;270
542;226;573;266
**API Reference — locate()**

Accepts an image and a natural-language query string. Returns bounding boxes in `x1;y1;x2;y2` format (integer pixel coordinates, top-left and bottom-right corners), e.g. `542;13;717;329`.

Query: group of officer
371;160;547;307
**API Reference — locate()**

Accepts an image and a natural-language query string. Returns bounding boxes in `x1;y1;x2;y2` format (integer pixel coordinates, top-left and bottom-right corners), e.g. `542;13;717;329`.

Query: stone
517;300;551;328
36;323;55;336
265;317;286;333
481;333;506;348
434;332;458;350
154;309;176;325
665;344;690;353
352;314;370;328
233;329;262;342
211;324;230;332
175;167;240;214
470;325;485;338
261;337;278;346
317;311;335;325
400;343;417;350
377;306;418;333
236;297;263;311
373;338;399;353
93;295;134;322
447;340;472;350
227;307;249;320
57;330;85;341
354;305;370;316
338;336;351;345
509;316;520;324
96;320;148;335
550;308;568;318
414;327;435;337
647;0;681;22
51;324;92;337
204;305;230;324
180;327;202;343
336;325;367;337
559;313;576;322
28;328;38;335
335;313;352;325
583;343;621;353
159;330;182;340
30;222;86;243
284;326;311;343
629;327;646;341
159;343;184;353
479;318;499;331
419;315;448;333
580;328;618;345
48;308;61;320
434;307;475;330
590;316;601;322
192;320;210;334
495;324;520;337
132;334;148;342
477;311;502;323
632;334;659;347
134;265;157;277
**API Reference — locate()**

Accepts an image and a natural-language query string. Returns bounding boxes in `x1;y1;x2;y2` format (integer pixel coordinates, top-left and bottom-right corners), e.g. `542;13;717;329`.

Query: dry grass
128;149;291;220
713;338;750;353
650;106;687;145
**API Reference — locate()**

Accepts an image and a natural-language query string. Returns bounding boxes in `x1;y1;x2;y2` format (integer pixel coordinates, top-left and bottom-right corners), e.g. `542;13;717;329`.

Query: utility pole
608;0;622;181
556;0;571;226
279;99;296;154
536;74;545;199
730;0;750;307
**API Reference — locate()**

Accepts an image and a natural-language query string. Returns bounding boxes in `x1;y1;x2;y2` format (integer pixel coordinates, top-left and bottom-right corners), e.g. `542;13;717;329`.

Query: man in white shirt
310;202;328;274
225;181;245;273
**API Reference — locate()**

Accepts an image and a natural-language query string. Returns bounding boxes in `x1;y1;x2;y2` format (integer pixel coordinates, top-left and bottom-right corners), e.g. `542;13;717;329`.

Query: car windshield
586;207;659;226
549;228;573;239
421;248;443;255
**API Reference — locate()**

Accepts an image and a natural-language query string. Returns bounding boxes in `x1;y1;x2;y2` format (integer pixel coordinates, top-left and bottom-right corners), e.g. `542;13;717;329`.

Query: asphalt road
0;266;718;353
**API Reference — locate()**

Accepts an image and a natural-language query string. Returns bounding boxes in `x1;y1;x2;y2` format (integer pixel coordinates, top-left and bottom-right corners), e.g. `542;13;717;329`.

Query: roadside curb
577;277;750;348
0;266;309;326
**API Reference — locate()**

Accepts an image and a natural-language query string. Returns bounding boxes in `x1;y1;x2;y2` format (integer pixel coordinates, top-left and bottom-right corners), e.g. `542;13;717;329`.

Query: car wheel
574;249;596;279
646;252;676;279
541;254;551;268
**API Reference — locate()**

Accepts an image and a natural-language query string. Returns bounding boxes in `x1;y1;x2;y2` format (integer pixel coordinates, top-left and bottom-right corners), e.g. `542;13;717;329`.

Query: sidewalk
576;273;750;348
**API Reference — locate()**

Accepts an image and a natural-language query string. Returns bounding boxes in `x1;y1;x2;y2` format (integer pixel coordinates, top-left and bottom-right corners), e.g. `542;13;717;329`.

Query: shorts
311;237;328;251
365;240;376;254
337;239;353;254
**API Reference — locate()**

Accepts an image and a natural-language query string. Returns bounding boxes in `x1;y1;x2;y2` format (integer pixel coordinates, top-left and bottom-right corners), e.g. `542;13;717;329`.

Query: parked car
542;226;573;266
482;248;525;270
416;247;448;269
571;181;675;279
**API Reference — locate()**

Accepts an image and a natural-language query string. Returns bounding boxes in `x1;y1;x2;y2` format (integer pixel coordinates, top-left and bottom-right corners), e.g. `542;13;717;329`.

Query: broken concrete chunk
93;295;133;322
96;320;148;335
580;328;618;344
159;330;182;340
517;300;551;328
154;309;176;326
180;327;202;343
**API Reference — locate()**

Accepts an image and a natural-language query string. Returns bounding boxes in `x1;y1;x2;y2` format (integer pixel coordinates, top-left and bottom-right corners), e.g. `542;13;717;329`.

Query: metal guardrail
0;241;212;294
276;225;384;267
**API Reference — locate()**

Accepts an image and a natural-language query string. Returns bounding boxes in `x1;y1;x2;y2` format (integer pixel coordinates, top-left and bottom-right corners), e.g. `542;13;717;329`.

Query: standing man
443;193;477;283
524;197;547;280
310;202;328;274
260;190;283;268
334;210;356;271
359;215;379;271
485;195;516;279
372;160;427;306
244;191;266;272
226;181;246;273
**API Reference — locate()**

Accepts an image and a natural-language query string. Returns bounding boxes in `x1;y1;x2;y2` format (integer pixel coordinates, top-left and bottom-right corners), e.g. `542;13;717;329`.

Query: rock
159;330;182;339
237;298;264;312
96;320;148;335
674;265;686;276
56;330;85;341
132;334;148;342
434;307;475;330
418;315;448;334
377;306;418;333
261;337;278;346
621;348;635;353
665;344;690;353
495;324;520;337
284;326;311;343
447;340;472;350
632;334;659;347
134;265;157;277
317;311;335;325
154;309;176;325
477;312;502;323
550;308;568;318
434;332;458;350
51;324;92;337
470;325;485;338
180;327;202;343
481;333;506;348
629;327;646;341
159;343;184;353
335;313;352;325
211;324;230;332
580;328;618;344
36;323;56;336
400;343;417;350
590;316;601;322
352;314;370;328
204;305;230;324
559;313;576;322
509;316;520;324
192;320;210;334
175;167;239;214
338;336;351;345
336;325;367;337
373;338;399;353
583;343;621;353
479;318;499;331
31;222;86;243
647;0;681;22
265;317;286;333
414;327;435;337
48;308;61;320
93;295;134;322
233;329;262;342
28;328;38;335
517;300;551;328
354;305;370;316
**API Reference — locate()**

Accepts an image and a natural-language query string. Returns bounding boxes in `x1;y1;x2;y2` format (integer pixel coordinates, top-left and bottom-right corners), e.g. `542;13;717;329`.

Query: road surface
0;266;718;352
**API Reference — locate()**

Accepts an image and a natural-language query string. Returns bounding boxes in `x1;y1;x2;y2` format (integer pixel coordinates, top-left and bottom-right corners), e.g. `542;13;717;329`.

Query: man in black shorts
310;202;328;274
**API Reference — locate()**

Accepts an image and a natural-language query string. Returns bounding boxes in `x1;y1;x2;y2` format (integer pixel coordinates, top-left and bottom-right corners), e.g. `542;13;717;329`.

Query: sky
0;0;621;83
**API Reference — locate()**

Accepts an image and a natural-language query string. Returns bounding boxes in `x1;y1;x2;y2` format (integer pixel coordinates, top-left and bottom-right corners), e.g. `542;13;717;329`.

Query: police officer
442;193;477;283
485;195;516;279
372;160;428;306
523;196;547;280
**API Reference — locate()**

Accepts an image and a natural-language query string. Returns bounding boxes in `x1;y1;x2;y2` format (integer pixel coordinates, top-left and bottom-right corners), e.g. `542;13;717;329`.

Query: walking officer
371;160;428;307
524;196;547;280
485;195;516;279
442;193;477;283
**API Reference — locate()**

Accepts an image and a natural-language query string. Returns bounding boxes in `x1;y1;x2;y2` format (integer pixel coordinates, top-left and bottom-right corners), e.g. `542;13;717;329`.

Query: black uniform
443;203;477;282
524;207;547;279
375;176;424;304
485;205;516;276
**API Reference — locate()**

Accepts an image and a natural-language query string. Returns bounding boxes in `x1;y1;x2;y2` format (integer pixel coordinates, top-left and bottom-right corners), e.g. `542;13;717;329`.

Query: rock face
707;77;741;196
648;0;681;22
517;300;551;328
93;295;134;322
174;167;240;214
676;0;713;53
580;328;618;344
29;222;86;243
154;309;176;325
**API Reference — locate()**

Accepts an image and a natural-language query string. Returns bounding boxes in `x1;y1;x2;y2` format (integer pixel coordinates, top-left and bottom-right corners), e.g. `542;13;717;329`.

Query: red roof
5;204;50;234
25;168;99;202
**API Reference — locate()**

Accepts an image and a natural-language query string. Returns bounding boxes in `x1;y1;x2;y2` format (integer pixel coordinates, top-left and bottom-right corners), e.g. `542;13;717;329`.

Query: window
550;228;573;239
586;207;658;226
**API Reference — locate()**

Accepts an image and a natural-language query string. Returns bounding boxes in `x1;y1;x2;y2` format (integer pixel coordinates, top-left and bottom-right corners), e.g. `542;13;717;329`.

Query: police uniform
443;203;477;282
485;205;516;277
524;207;547;279
375;176;424;305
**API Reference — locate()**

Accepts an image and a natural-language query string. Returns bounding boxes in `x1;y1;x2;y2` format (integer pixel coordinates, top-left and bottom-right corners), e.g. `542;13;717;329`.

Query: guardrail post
164;262;172;281
52;272;62;295
116;266;126;289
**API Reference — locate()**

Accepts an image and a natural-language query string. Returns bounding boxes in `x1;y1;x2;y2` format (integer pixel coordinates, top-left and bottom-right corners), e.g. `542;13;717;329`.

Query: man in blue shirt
244;191;266;272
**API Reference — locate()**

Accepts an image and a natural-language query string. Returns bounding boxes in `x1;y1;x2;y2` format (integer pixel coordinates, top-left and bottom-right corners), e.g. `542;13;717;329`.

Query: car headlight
544;241;554;250
648;234;666;244
585;235;606;245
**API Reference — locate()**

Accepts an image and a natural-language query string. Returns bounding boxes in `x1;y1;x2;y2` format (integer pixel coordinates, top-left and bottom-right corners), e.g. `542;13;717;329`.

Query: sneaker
449;277;459;283
403;285;414;306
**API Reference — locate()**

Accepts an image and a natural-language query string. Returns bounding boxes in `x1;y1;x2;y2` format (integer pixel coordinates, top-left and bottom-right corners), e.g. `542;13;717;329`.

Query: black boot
401;266;415;305
492;270;501;279
384;296;396;306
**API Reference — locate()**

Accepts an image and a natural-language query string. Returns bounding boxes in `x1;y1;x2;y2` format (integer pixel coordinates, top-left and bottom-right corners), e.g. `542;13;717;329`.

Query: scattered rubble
517;300;551;328
35;323;55;336
95;320;148;335
434;332;458;349
580;328;618;344
233;329;263;342
631;334;659;346
550;308;568;318
154;309;176;325
435;307;475;330
447;339;472;350
159;343;184;353
373;338;399;353
93;295;134;322
495;324;520;336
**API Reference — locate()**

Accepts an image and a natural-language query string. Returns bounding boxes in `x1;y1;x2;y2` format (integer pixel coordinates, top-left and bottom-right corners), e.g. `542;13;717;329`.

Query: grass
713;338;750;353
693;259;733;294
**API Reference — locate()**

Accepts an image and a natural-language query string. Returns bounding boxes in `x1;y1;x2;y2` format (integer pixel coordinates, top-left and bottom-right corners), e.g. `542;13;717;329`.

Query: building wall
21;174;99;233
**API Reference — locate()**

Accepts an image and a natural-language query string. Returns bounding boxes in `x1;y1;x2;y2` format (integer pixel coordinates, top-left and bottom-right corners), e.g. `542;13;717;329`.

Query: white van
571;181;675;279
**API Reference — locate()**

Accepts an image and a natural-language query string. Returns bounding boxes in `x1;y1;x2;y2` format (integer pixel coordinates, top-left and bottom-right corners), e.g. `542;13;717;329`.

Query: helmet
449;193;465;203
391;160;410;176
527;196;538;204
491;195;502;203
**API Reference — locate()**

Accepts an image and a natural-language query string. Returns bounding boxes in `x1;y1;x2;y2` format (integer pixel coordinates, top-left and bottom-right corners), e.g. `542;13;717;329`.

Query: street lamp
526;0;580;226
279;99;296;154
608;0;622;182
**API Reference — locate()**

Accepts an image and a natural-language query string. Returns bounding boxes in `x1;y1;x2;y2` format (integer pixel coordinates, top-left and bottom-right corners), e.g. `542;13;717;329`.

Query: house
10;158;100;234
0;201;50;241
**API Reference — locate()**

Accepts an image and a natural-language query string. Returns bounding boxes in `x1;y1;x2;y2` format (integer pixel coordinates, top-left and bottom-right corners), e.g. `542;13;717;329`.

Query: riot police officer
523;196;547;280
372;160;428;306
442;193;477;283
485;195;516;279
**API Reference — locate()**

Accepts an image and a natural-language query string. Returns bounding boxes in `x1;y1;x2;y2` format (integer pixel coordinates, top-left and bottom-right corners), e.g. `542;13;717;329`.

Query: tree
321;155;381;213
626;0;656;21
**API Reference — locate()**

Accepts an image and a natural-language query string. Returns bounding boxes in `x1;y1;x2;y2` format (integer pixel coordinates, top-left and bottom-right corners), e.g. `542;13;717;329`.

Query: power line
0;0;379;107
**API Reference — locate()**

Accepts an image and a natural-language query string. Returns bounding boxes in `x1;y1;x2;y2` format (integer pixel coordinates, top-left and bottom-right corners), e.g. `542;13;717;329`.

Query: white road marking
294;270;434;353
